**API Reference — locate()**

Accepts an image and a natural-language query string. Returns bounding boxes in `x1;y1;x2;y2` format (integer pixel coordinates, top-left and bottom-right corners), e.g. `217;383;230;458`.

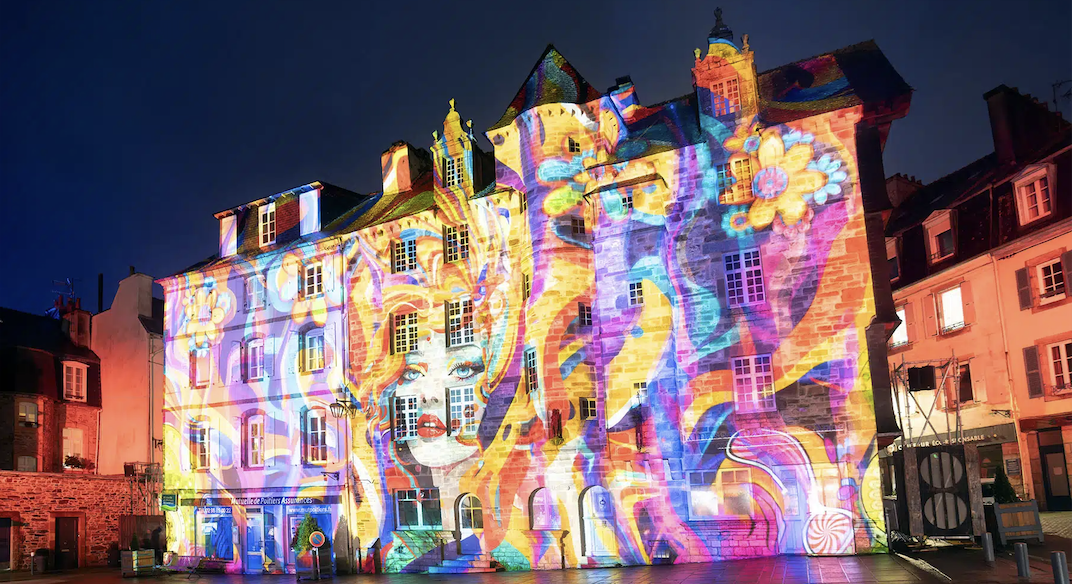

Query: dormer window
443;157;462;188
299;189;321;236
63;362;87;402
711;77;740;116
259;203;276;247
923;210;955;263
1014;165;1054;226
219;215;237;257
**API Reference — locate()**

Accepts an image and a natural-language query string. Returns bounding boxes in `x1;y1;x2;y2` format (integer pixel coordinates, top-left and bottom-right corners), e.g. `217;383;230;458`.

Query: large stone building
885;85;1071;510
160;13;911;574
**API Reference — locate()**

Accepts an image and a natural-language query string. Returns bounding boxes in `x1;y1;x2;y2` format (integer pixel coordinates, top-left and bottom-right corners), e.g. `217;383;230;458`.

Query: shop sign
199;506;232;516
1006;458;1021;475
160;493;177;511
290;505;332;514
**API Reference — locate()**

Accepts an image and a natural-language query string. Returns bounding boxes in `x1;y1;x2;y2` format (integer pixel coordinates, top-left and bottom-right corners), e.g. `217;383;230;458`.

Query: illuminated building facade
161;13;912;573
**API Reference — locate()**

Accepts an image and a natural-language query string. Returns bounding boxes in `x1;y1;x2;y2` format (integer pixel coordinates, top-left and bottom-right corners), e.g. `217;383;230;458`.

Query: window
247;339;265;380
621;193;633;211
633;381;648;405
396;488;442;529
567;137;581;153
447;299;474;347
392;313;418;354
306;408;327;464
886;238;900;282
1038;259;1066;303
247;415;264;467
449;386;477;436
728;159;753;204
937;286;965;333
530;488;561;529
304;262;323;297
720;469;752;516
570;216;586;239
524;348;539;393
303;329;325;372
580;397;597;420
259;203;276;246
17;456;37;472
890;307;909;348
711;77;740;116
444;226;469;263
443;157;462;188
724;249;765;307
17;401;38;426
458;494;483;529
687;468;752;518
522;273;532;303
578;303;592;326
628;281;644;306
246;275;265;311
924;211;955;262
687;470;719;518
191;420;209;469
732;355;775;413
62;427;84;460
394;396;418;441
63;362;87;401
955;364;973;404
393;240;417;273
1049;340;1072;391
192;349;210;388
1015;167;1053;225
519;192;528;215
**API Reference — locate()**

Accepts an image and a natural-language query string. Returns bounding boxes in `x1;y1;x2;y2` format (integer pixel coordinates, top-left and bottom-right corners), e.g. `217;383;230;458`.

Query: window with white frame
729;159;754;204
18;401;38;426
578;303;592;326
304;329;325;372
392;313;418;354
524;348;539;393
924;211;955;262
567;137;581;153
396;488;442;529
63;362;87;401
886;238;900;282
714;164;732;202
447;299;474;347
724;249;765;307
1038;258;1066;303
458;494;484;529
634;381;648;405
247;339;265;380
62;427;84;460
621;192;633;211
1015;166;1054;225
247;415;264;467
246;275;265;311
259;203;276;246
530;487;561;529
719;468;753;516
306;408;327;463
687;470;720;518
393;240;417;273
711;77;740;116
192;349;210;388
732;355;775;413
449;386;477;436
1049;340;1072;391
687;468;753;518
444;157;462;188
304;262;323;296
17;456;37;472
571;216;586;239
628;281;644;306
580;397;597;420
937;286;965;333
890;307;909;347
191;419;209;469
444;226;469;263
394;396;418;441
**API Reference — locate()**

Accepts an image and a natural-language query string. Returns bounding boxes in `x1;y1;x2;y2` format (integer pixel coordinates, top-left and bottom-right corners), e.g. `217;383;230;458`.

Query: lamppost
328;397;360;574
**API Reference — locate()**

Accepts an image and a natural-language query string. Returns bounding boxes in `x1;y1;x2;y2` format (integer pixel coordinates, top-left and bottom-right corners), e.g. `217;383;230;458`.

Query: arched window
530;487;560;529
458;494;483;529
305;408;327;463
247;414;264;467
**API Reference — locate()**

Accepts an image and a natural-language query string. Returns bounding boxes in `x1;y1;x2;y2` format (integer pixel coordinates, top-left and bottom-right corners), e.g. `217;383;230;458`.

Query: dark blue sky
1;0;1069;314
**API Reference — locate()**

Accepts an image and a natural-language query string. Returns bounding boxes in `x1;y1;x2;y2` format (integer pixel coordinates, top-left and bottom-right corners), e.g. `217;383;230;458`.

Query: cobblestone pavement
0;555;939;584
1041;510;1072;539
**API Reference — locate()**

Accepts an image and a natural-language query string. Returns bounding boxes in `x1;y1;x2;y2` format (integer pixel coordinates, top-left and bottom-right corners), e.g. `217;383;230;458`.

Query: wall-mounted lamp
321;471;340;481
329;399;360;419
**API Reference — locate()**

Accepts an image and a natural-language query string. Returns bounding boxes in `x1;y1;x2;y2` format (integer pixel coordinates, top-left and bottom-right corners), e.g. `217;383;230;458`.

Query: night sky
1;0;1069;314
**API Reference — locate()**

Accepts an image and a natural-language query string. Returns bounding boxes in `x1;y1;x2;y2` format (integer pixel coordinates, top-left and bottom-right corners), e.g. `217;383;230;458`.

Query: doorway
246;510;264;573
581;486;617;557
1039;430;1071;511
0;518;11;570
55;517;78;569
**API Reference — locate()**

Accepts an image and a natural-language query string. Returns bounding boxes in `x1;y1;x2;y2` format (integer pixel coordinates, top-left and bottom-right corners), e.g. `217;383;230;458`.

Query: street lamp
327;396;359;573
329;399;360;419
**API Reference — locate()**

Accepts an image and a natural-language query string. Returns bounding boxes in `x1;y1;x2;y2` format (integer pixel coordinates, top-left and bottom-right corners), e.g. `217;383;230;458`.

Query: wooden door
55;517;78;569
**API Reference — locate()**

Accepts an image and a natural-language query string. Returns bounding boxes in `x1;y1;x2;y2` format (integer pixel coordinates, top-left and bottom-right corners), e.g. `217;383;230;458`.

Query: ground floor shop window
196;507;234;560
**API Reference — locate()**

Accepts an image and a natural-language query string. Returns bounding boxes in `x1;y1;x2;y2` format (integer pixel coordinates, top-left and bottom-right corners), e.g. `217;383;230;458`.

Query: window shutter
267;415;276;468
209;427;220;470
230;341;242;384
243;279;251;312
298;333;306;373
1015;268;1033;310
228;416;240;468
445;388;452;436
1023;346;1043;398
390;398;398;441
325;256;336;292
264;338;275;378
388;316;396;355
444;303;452;348
238;416;247;468
182;428;193;472
905;302;919;344
960;281;975;325
298;407;308;465
923;294;938;337
212;344;222;387
1062;251;1072;293
390;243;397;274
298;265;306;300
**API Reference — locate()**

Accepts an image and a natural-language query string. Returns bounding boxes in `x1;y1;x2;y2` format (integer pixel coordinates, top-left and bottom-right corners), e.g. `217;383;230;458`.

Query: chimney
129;265;135;276
381;142;432;196
984;84;1070;165
885;174;923;209
98;273;104;314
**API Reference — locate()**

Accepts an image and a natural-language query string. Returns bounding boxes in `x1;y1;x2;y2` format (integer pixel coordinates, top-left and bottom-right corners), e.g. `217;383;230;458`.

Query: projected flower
721;205;754;237
182;284;229;346
723;121;761;154
806;154;848;204
746;130;825;230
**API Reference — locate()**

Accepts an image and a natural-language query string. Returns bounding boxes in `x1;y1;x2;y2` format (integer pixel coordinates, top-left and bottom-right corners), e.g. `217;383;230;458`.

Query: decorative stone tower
692;8;760;121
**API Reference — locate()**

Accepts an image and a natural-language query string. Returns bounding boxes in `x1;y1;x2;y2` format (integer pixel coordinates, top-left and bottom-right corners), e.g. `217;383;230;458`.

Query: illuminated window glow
304;262;323;297
259;203;276;246
18;401;38;425
1050;340;1072;390
247;415;264;467
63;362;86;401
890;307;908;347
444;158;462;188
725;249;765;307
449;386;477;436
733;355;775;413
306;408;327;463
1015;169;1053;225
445;226;469;263
392;313;418;354
247;339;265;380
1038;259;1066;303
447;299;474;347
304;329;325;372
393;240;417;273
938;286;965;333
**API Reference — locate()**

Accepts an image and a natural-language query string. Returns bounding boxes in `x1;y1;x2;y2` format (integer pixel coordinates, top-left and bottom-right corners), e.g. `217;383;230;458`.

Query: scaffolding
891;353;964;447
126;462;163;515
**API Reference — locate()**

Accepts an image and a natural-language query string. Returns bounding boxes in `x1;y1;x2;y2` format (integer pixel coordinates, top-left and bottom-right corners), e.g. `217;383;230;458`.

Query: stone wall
0;470;134;569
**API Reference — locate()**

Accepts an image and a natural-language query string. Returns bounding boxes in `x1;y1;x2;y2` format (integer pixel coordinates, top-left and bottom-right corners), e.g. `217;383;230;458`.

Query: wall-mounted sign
1006;458;1021;475
309;531;326;548
181;496;339;507
160;493;177;511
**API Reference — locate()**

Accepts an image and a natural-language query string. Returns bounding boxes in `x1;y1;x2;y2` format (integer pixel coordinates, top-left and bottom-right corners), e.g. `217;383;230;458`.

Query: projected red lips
417;414;446;438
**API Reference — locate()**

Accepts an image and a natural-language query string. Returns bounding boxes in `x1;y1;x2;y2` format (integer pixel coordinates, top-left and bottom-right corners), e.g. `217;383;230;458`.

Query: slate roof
0;307;98;361
489;44;602;130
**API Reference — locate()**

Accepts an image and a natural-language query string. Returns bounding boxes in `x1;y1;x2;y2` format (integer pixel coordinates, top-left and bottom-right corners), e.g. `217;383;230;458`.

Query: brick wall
0;470;134;569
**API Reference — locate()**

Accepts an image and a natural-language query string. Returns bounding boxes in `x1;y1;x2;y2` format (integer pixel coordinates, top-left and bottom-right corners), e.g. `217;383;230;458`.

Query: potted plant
121;533;155;576
290;514;330;579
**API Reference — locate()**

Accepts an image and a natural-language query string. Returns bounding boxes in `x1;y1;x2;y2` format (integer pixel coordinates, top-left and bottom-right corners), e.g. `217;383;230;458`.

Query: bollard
1052;551;1070;584
982;532;995;563
1015;542;1031;580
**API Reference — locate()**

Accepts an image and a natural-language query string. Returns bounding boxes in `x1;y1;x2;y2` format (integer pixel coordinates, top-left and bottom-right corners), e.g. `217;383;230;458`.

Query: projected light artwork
159;17;910;574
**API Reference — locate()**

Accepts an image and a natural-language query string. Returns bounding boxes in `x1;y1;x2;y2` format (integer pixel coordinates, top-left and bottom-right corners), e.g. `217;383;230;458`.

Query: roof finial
742;33;750;51
709;7;734;42
449;98;456;112
694;47;701;60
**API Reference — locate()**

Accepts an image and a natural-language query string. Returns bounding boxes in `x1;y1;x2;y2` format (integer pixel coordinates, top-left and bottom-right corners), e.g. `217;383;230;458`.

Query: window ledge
938;323;971;338
888;341;912;354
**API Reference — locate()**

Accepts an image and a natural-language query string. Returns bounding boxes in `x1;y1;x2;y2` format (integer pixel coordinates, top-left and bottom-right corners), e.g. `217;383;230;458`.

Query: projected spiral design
805;510;853;555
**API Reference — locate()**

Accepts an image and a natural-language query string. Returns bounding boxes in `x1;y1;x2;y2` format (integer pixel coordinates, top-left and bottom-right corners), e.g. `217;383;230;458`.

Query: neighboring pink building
884;84;1071;510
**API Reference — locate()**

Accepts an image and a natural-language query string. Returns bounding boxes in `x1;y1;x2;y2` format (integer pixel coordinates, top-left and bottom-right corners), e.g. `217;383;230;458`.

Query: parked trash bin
31;548;49;574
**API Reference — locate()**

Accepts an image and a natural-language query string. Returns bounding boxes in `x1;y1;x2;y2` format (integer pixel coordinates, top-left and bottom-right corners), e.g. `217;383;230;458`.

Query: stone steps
426;553;500;574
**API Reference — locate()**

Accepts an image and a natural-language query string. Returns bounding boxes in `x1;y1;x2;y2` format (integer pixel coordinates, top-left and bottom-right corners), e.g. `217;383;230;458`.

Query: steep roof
0;307;98;361
489;44;602;130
